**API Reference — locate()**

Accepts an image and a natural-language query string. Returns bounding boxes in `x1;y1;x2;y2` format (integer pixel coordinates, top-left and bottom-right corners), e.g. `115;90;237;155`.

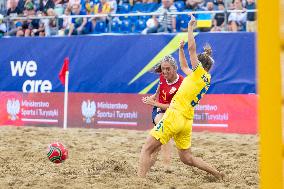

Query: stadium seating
111;20;120;33
93;21;107;33
174;1;185;12
133;19;146;33
118;3;132;13
120;19;132;33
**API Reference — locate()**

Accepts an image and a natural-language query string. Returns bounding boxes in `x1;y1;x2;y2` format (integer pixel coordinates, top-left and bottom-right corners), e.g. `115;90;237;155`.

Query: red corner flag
59;57;69;85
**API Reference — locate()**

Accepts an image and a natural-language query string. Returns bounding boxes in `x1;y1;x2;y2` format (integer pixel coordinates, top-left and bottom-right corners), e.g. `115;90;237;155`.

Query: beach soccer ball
47;142;68;163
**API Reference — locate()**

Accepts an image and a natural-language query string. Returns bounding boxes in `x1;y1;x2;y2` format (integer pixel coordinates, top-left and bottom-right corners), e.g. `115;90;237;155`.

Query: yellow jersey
94;3;111;14
170;62;211;119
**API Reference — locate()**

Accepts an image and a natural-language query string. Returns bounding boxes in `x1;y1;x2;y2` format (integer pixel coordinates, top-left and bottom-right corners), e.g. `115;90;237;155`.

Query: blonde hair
151;55;178;73
197;43;214;72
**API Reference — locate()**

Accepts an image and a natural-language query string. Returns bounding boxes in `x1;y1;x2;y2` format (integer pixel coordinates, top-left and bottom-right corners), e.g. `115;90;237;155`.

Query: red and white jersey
158;74;184;104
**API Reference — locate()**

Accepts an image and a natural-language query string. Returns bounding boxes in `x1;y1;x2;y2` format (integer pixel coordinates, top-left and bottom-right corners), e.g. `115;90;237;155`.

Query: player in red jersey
142;55;184;171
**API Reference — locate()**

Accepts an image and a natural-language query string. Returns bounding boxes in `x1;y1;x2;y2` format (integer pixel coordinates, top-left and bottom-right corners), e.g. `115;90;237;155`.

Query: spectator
211;2;225;31
21;2;40;36
213;0;224;6
0;14;6;36
59;6;72;35
54;0;68;16
185;0;202;11
92;0;110;31
84;0;94;15
43;8;57;36
39;0;55;12
245;0;256;32
16;0;25;14
108;0;117;14
66;3;88;36
204;1;215;11
6;0;21;16
143;0;177;34
32;11;46;36
69;0;81;6
94;0;110;14
228;0;246;31
15;21;24;36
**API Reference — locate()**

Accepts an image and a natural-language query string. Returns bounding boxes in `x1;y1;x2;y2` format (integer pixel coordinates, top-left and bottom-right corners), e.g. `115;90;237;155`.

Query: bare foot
214;172;225;180
164;165;173;173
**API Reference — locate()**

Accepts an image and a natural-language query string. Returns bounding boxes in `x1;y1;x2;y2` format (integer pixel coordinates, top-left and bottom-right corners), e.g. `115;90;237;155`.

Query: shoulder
156;6;163;12
192;62;202;72
159;74;165;82
169;5;177;11
178;74;184;81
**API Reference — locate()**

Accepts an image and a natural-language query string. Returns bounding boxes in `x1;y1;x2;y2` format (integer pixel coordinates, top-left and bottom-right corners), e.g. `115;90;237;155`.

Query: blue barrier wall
0;33;256;94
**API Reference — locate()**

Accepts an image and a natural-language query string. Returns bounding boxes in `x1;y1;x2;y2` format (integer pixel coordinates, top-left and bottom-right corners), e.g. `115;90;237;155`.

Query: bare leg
150;113;168;168
161;141;172;170
150;146;161;167
178;148;224;179
138;135;162;178
231;21;238;32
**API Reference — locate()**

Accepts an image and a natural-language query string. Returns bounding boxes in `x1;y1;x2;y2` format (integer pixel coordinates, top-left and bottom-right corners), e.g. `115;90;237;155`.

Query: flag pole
63;71;69;130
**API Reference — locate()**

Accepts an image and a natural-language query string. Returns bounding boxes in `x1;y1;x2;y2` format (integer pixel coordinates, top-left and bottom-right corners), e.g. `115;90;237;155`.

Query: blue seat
134;19;146;33
180;14;190;30
111;20;120;33
132;2;143;12
118;3;132;13
141;2;159;12
175;1;185;12
120;19;132;33
94;21;107;33
139;15;151;21
130;15;139;23
176;15;181;32
93;0;99;5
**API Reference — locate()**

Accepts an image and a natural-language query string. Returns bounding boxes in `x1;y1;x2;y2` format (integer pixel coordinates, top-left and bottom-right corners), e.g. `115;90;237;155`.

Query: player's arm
179;40;192;75
142;84;169;110
154;102;169;110
187;13;199;69
142;96;169;110
151;84;160;100
142;83;159;104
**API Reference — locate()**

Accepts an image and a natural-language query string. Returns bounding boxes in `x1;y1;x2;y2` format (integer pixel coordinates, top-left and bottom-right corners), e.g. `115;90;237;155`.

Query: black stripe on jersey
192;62;202;71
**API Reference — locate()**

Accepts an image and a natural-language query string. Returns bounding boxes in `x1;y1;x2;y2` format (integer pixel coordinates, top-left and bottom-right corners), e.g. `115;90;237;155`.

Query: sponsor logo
7;99;20;120
169;87;177;94
81;100;96;123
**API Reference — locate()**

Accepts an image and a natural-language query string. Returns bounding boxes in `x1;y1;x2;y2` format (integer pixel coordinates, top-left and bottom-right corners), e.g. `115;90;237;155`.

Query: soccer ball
47;142;68;163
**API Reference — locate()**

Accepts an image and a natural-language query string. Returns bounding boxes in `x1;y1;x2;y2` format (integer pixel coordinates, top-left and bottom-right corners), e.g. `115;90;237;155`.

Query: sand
0;126;258;189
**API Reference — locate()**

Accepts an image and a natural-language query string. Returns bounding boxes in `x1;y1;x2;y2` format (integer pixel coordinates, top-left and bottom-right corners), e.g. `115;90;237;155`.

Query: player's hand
179;40;185;49
188;13;196;28
142;96;156;106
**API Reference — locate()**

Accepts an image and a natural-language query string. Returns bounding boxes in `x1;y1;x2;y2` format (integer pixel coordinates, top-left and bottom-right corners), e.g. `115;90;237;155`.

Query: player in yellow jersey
138;13;224;179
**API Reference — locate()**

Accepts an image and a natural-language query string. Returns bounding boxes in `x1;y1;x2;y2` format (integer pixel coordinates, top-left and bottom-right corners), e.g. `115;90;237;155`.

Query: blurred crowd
0;0;256;37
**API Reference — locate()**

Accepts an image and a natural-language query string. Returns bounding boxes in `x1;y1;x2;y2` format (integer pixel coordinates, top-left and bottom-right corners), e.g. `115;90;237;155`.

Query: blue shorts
152;106;166;125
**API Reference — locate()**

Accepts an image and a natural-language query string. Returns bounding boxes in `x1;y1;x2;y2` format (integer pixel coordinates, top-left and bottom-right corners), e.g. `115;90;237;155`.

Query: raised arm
187;13;199;69
179;40;192;75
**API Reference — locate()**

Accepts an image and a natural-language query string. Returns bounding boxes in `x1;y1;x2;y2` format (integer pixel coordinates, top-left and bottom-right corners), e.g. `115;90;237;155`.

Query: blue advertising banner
0;33;256;94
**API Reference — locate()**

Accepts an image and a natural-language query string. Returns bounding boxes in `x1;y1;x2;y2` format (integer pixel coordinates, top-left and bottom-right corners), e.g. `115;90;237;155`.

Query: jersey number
191;87;207;107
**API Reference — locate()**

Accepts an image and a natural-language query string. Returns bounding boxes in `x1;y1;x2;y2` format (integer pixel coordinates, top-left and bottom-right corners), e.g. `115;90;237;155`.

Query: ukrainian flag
196;13;212;28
